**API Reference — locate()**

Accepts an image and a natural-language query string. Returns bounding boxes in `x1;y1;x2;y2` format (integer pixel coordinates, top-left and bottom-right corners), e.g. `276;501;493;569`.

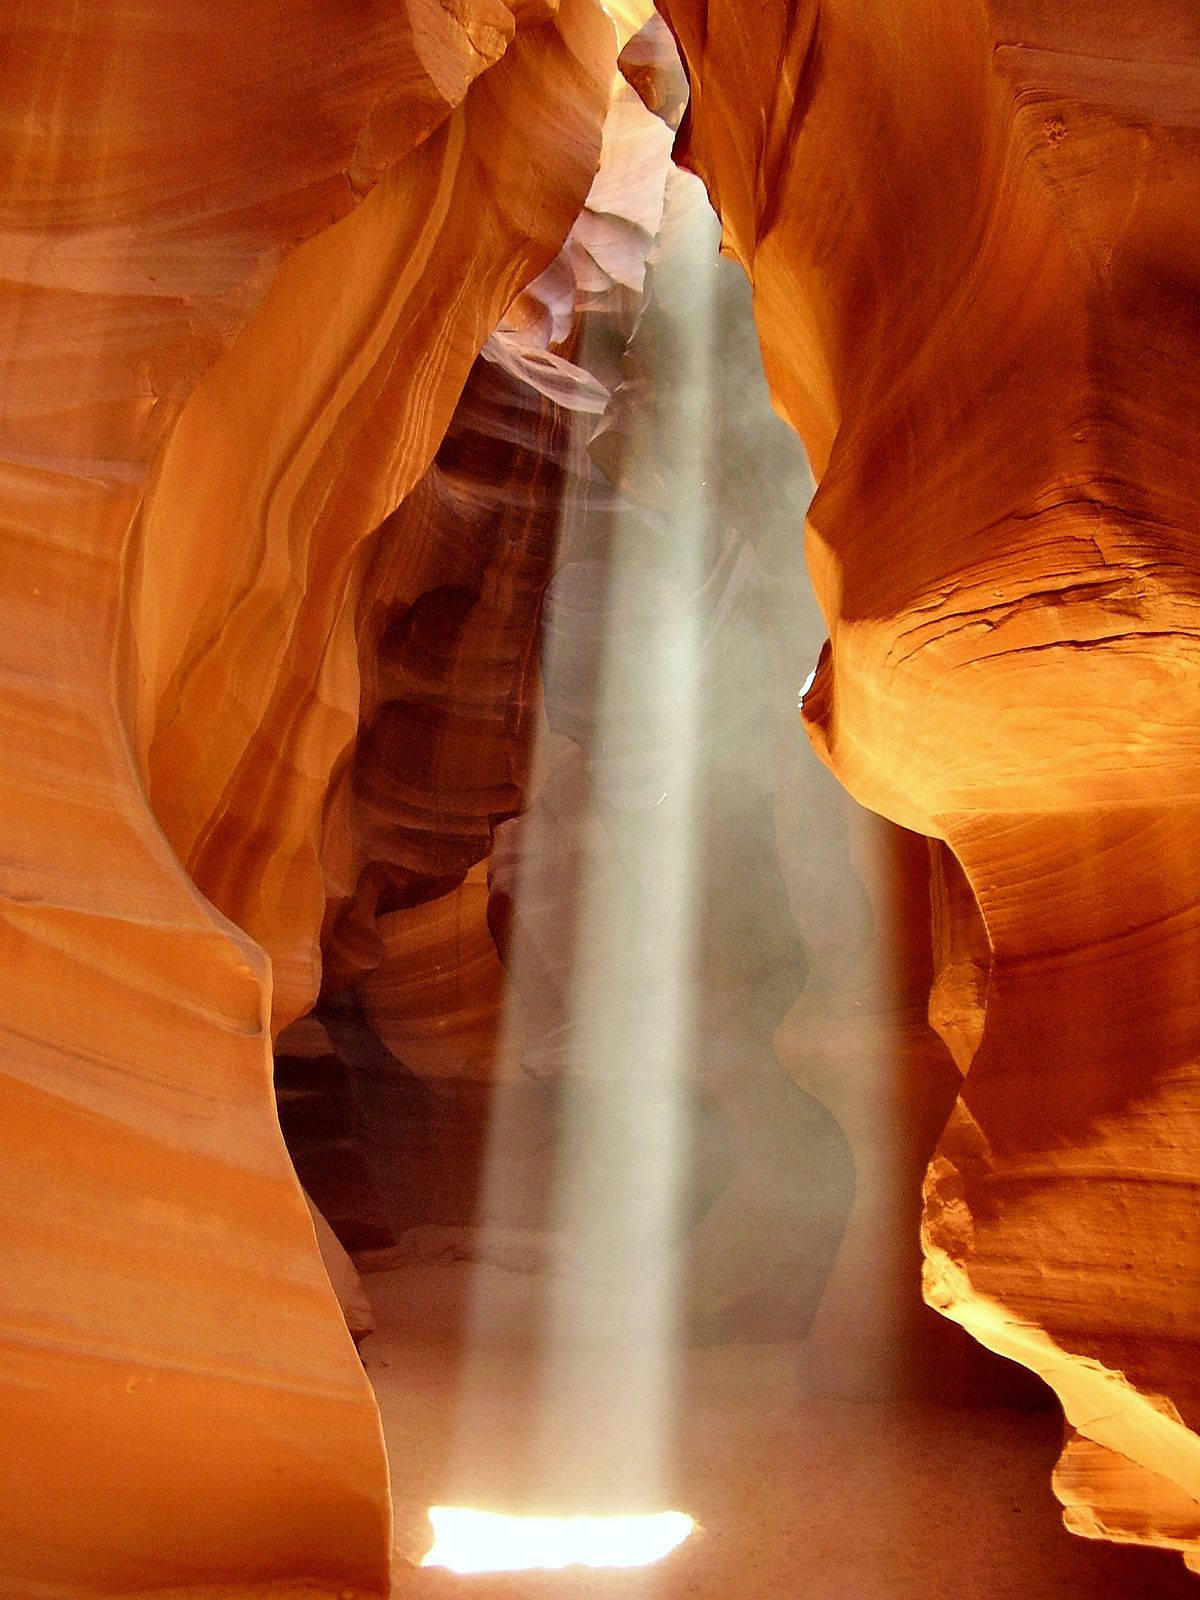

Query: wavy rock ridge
657;0;1200;1568
0;0;614;1589
5;0;1200;1589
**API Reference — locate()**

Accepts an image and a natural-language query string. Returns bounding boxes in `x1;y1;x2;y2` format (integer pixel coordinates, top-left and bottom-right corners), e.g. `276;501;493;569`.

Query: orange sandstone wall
656;0;1200;1567
133;1;614;1036
8;0;1200;1583
0;1;612;1590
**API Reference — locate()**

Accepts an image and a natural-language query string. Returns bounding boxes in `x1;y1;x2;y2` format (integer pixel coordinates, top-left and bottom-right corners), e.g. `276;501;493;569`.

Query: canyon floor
364;1260;1197;1599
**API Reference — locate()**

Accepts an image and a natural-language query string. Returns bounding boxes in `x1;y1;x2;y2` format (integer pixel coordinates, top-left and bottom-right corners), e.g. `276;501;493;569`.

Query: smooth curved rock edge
5;0;1200;1588
657;0;1200;1570
0;0;614;1590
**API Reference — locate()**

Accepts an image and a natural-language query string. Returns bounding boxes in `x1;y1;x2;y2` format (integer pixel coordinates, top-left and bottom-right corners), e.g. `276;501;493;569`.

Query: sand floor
359;1260;1198;1600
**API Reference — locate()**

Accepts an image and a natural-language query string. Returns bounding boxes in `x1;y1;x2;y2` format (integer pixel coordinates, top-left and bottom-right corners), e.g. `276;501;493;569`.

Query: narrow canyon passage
7;1;1200;1592
272;108;1194;1596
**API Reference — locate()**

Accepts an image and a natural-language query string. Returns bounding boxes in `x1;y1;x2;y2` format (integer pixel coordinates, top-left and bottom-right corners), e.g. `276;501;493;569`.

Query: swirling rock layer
7;0;1200;1586
657;0;1200;1567
0;0;611;1590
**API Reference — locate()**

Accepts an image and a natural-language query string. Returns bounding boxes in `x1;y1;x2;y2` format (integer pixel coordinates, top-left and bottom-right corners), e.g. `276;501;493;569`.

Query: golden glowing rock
9;0;1200;1584
658;0;1200;1564
0;0;612;1589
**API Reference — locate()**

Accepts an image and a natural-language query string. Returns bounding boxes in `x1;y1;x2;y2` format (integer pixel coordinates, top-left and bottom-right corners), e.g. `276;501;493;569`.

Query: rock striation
657;0;1200;1568
0;0;613;1590
5;0;1200;1588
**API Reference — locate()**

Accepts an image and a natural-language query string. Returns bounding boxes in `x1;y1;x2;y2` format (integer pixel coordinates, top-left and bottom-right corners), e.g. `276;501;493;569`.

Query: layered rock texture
5;0;1200;1592
0;0;615;1590
657;0;1200;1570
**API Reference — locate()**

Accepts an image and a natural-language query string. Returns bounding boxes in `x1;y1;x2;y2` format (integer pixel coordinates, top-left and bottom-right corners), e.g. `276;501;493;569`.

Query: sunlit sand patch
421;1507;695;1572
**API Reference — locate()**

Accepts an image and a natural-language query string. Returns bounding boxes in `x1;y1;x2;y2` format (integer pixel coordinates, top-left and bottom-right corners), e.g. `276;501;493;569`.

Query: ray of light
425;153;722;1556
526;180;719;1500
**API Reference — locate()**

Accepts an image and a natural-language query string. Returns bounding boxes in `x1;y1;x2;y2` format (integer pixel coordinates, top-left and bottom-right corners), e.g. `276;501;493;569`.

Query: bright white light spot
421;1507;695;1573
798;665;818;706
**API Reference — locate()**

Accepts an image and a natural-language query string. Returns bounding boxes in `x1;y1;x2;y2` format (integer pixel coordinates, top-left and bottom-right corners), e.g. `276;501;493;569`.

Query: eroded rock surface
657;0;1200;1565
6;0;1200;1587
0;0;612;1590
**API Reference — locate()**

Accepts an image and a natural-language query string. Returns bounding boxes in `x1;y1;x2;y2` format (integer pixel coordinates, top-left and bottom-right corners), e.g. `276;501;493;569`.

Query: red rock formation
658;0;1200;1567
0;1;612;1590
136;6;614;1036
9;0;1200;1585
277;64;870;1364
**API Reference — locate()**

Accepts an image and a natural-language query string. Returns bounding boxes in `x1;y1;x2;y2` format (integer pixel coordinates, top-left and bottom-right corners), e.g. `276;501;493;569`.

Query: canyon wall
4;0;1200;1589
656;0;1200;1568
0;0;615;1590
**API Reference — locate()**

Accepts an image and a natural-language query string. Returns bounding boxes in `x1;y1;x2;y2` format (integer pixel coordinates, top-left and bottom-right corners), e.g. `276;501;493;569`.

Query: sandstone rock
139;1;614;1035
619;14;689;130
658;0;1200;1563
8;0;1200;1584
0;0;612;1589
304;1190;377;1340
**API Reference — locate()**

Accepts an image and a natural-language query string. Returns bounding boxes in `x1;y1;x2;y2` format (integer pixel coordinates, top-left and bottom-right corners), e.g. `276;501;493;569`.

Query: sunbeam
432;131;721;1543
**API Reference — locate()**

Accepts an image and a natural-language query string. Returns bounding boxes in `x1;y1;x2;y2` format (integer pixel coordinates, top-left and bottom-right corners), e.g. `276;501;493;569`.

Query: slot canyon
4;1;1200;1595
